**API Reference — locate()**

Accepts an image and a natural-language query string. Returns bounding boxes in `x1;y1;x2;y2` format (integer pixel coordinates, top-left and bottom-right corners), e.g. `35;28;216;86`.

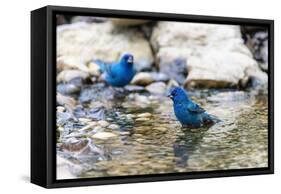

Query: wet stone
57;111;73;126
107;124;120;130
92;132;118;140
135;117;150;121
137;112;152;118
57;106;65;112
98;120;109;127
61;138;89;152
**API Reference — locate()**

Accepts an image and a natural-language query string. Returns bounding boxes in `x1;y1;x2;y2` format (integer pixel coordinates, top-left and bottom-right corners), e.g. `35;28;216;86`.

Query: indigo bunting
96;53;136;87
168;87;220;128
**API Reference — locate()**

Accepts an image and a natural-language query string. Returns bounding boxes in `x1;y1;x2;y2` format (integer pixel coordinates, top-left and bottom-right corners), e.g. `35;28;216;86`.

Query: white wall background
0;0;279;193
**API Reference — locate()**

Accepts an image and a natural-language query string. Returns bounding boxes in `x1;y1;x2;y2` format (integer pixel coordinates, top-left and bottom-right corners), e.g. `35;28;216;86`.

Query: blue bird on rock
168;87;220;128
96;53;136;87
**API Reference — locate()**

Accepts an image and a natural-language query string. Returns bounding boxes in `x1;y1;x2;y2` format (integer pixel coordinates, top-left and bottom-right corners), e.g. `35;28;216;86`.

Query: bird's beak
167;94;173;99
127;57;133;64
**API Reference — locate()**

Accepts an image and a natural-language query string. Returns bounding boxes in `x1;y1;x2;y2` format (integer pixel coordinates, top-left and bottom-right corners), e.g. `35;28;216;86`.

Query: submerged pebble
92;132;118;140
135;117;150;121
79;122;97;132
137;112;152;118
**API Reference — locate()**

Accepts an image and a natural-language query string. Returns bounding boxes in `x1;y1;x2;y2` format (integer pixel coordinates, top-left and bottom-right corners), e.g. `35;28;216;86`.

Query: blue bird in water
96;53;136;87
168;87;220;128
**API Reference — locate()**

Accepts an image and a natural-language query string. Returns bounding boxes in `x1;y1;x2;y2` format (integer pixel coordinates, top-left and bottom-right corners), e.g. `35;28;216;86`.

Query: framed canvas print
31;5;274;188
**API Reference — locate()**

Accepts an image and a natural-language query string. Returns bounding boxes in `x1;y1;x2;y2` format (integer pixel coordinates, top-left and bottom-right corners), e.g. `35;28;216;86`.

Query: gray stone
145;82;167;94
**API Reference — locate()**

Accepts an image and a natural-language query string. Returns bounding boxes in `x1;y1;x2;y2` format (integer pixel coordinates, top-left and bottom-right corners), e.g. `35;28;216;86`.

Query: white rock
145;82;167;94
107;124;120;130
57;22;154;71
98;120;109;127
92;132;117;140
137;112;152;118
135;117;150;121
151;22;266;88
56;93;76;108
57;69;89;83
87;61;101;76
131;72;154;86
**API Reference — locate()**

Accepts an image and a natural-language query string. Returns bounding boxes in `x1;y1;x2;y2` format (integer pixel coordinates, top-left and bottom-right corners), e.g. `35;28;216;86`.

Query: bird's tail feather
203;113;222;125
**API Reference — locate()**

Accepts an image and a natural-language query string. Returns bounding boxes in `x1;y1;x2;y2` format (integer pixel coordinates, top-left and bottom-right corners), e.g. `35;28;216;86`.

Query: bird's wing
94;60;117;78
187;102;206;113
105;63;117;78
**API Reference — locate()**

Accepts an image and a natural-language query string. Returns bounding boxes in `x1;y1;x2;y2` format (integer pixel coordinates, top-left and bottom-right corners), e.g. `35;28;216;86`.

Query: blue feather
95;53;136;87
168;87;220;128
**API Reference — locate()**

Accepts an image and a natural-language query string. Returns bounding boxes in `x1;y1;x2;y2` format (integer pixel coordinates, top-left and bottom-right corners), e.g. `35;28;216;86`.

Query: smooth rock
57;70;89;83
57;106;65;112
124;85;145;92
57;22;154;71
131;72;155;86
87;62;101;76
167;79;179;88
153;126;168;132
61;138;89;152
145;82;167;94
131;72;169;86
137;112;152;118
57;93;76;108
92;132;117;140
57;83;81;94
79;122;97;132
57;111;73;125
135;117;150;121
57;55;89;72
98;120;109;127
78;118;92;123
107;124;120;130
151;22;265;88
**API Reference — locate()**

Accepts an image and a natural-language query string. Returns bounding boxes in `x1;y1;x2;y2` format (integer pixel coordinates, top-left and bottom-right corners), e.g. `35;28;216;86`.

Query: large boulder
151;22;267;89
57;21;154;72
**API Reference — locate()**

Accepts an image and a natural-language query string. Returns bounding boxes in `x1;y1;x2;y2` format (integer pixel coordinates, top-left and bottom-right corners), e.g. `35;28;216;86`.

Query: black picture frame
31;5;274;188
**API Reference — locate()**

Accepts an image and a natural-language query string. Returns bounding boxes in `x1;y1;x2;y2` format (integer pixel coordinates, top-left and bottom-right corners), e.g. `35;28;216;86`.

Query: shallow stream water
56;86;268;179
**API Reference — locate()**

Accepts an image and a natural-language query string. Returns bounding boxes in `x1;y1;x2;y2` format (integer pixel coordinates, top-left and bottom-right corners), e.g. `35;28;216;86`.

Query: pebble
79;122;97;131
131;72;154;86
78;118;92;123
135;117;150;121
57;106;65;112
167;79;179;88
145;82;167;94
87;62;101;76
57;93;76;108
137;112;152;118
57;126;64;132
92;132;117;140
126;114;136;119
107;124;120;130
153;126;168;132
98;120;109;127
57;69;89;83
